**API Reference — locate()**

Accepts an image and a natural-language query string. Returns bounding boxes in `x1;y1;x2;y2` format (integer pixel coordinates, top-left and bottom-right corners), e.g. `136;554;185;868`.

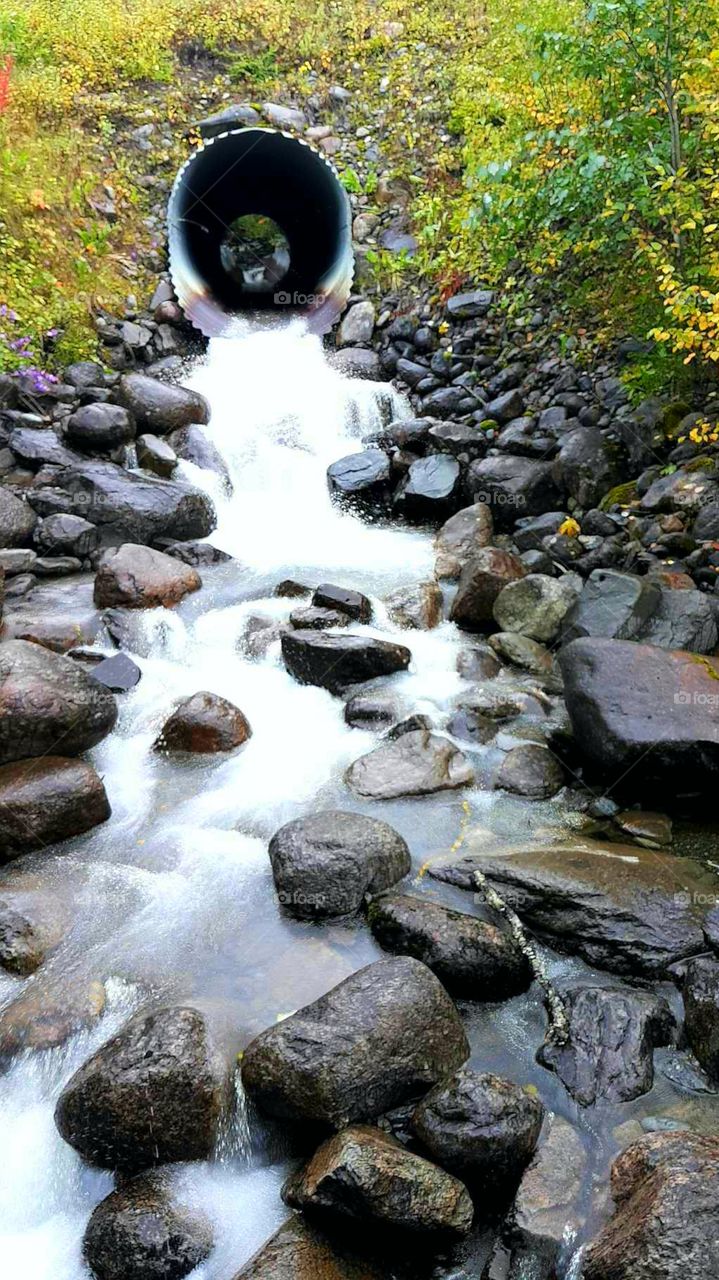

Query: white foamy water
0;324;473;1279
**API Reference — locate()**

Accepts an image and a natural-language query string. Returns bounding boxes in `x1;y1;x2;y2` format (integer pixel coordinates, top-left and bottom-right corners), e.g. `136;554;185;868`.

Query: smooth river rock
155;691;252;754
450;548;526;631
435;502;494;579
94;544;201;609
231;1217;385;1280
83;1169;214;1280
367;893;530;999
0;639;117;764
346;730;474;798
281;631;410;695
429;838;717;976
241;957;469;1127
0;756;111;859
55;1006;230;1172
118;373;209;434
269;810;410;919
559;637;719;796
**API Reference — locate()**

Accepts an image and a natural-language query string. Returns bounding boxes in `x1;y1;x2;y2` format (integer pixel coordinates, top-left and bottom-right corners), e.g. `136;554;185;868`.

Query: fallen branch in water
472;869;570;1046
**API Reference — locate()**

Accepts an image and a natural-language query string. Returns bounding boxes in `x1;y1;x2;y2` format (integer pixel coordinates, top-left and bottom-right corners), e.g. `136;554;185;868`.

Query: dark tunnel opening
168;128;354;336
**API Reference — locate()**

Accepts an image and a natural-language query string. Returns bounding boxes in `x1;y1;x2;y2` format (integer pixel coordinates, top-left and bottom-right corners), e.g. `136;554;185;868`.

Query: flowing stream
1;323;716;1279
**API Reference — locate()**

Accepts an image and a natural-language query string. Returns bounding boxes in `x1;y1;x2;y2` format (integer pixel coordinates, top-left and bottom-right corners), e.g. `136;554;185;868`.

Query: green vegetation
2;0;719;389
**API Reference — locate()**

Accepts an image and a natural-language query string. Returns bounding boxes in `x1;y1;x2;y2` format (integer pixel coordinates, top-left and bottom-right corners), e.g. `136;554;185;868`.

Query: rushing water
1;324;716;1279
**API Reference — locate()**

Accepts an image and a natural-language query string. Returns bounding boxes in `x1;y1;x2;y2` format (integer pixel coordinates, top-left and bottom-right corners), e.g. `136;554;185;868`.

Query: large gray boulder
552;426;621;507
269;811;410;919
55;1006;231;1172
583;1132;719;1280
430;838;717;976
468;455;560;529
506;1116;588;1276
0;639;117;764
561;570;660;644
367;893;530;998
636;587;718;654
412;1068;544;1191
117;373;209;434
28;462;216;545
241;957;469;1127
559;637;719;794
66;403;136;453
0;757;110;859
282;1125;473;1238
83;1169;214;1280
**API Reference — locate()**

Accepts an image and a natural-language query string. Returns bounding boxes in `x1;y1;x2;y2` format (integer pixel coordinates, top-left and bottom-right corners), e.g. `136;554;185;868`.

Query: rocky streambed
1;286;719;1280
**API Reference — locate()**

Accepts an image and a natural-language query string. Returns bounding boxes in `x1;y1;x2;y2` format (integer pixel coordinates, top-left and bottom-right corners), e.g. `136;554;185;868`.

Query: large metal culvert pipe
168;128;354;337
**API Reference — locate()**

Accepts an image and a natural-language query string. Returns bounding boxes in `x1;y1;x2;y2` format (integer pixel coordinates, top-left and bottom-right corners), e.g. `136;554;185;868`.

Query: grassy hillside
2;0;719;394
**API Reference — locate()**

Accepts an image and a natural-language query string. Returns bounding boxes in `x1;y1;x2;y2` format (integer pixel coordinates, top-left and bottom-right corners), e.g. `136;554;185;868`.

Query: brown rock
0;977;105;1061
231;1217;384;1280
435;503;494;580
384;580;443;629
94;544;201;609
449;548;526;631
155;691;252;753
0;756;111;859
282;1125;473;1238
0;638;117;764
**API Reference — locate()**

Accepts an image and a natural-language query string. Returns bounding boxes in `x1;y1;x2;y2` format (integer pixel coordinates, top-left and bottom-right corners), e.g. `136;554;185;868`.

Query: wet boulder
269;810;410;919
346;729;474;799
0;756;111;859
55;1005;230;1172
552;426;621;507
0;897;65;976
8;425;82;470
29;462;216;545
312;583;372;622
241;956;470;1127
91;652;142;693
412;1068;544;1192
118;373;209;434
281;631;410;695
83;1169;214;1280
559;638;719;795
561;570;660;644
430;838;717;977
490;633;554;677
368;893;529;998
94;544;201;609
166;424;231;491
0;487;37;547
635;587;718;654
66;403;136;453
136;434;178;479
506;1116;588;1277
0;639;117;764
495;744;565;799
327;449;391;510
393;455;462;521
493;573;579;644
583;1132;719;1280
232;1217;385;1280
34;513;100;558
156;691;252;754
290;605;349;629
384;580;442;630
449;548;526;631
0;976;106;1061
683;955;719;1080
468;456;560;529
283;1125;473;1239
434;502;494;580
538;985;676;1105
